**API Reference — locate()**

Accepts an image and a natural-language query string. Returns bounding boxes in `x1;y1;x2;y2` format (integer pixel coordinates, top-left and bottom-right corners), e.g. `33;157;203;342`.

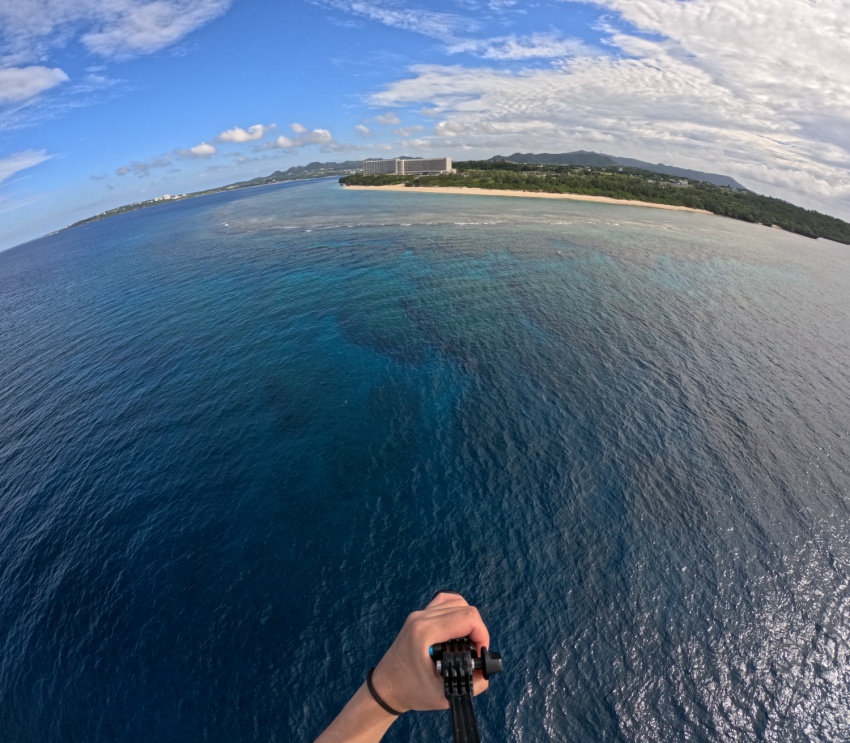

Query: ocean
1;177;849;742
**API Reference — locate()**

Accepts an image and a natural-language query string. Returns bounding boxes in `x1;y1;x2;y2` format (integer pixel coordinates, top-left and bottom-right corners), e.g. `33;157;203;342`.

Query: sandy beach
343;184;714;215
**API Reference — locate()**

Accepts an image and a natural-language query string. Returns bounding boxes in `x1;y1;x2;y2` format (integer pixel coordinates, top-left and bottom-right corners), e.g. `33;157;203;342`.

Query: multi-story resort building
363;157;453;176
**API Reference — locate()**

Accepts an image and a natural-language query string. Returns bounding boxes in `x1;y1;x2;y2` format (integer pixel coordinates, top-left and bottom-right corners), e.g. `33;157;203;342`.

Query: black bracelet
366;667;403;716
429;588;462;602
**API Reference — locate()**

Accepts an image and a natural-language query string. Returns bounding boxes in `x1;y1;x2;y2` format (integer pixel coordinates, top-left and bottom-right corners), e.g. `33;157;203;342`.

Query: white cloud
369;0;850;218
0;149;51;184
305;128;332;144
355;124;372;136
374;112;401;125
272;127;335;151
216;124;272;143
189;141;216;156
82;0;231;58
392;124;423;136
0;0;232;62
115;154;172;176
311;0;580;63
173;141;217;157
0;66;69;103
446;33;591;61
311;0;472;39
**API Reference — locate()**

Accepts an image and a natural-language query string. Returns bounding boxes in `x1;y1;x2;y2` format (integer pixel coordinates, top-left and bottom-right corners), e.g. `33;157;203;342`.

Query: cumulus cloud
305;128;332;144
374;112;400;125
355;124;372;136
172;141;217;158
392;125;423;136
272;126;334;151
189;142;216;156
0;0;232;62
216;124;272;143
0;149;51;184
370;0;850;218
0;66;69;103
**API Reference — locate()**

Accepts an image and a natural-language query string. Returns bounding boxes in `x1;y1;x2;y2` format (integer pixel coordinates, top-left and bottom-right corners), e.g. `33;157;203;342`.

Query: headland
340;160;850;244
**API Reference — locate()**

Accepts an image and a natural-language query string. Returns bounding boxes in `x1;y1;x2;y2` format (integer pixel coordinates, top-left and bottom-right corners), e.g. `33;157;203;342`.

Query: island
340;160;850;245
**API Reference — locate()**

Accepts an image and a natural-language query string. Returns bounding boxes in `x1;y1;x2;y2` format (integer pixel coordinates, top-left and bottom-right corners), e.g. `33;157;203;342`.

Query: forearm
314;683;397;743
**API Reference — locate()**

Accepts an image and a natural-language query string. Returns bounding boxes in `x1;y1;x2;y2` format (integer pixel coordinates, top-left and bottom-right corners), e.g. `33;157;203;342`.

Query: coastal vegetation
341;161;850;245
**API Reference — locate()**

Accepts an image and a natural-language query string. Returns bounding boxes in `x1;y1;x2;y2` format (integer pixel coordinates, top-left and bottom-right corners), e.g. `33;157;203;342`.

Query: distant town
67;157;455;231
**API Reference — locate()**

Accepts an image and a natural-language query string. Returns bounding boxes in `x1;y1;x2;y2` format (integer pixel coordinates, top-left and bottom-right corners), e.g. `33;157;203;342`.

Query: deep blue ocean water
1;178;849;742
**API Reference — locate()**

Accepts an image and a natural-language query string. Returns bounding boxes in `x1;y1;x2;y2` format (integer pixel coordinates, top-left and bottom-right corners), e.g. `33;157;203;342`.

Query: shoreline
342;184;714;215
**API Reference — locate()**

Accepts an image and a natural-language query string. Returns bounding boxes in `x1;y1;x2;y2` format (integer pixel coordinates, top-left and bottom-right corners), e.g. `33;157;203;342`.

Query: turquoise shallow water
1;178;850;741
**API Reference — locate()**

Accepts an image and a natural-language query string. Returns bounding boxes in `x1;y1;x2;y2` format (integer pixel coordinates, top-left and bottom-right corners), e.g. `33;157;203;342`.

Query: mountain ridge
493;151;746;190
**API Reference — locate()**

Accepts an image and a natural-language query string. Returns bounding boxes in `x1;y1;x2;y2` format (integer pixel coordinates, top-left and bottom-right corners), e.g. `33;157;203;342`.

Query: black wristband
366;667;403;716
429;589;462;602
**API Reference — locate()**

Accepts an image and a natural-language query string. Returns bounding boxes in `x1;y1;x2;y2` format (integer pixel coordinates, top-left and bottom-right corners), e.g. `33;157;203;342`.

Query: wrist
369;664;409;714
314;683;397;743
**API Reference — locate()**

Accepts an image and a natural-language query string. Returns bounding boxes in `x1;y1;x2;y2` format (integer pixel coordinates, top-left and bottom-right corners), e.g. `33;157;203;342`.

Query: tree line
341;162;850;245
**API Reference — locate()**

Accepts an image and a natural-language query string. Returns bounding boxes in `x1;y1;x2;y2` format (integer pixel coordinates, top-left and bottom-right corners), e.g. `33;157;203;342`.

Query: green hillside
493;151;745;188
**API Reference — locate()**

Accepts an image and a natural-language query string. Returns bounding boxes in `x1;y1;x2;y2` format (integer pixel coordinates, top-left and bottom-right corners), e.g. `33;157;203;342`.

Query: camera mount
429;638;503;743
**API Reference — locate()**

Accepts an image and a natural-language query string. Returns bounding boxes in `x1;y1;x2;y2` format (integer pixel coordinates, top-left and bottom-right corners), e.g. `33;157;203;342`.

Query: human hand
370;592;491;713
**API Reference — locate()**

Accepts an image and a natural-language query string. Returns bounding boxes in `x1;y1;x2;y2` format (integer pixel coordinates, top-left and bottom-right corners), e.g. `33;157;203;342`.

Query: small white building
363;157;453;176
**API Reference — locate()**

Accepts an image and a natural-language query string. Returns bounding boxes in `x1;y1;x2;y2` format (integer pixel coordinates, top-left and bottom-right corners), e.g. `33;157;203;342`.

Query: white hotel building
363;157;453;176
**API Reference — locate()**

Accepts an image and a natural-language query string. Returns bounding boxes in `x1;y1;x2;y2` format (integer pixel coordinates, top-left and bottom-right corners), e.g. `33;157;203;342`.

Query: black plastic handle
449;693;481;743
430;637;503;743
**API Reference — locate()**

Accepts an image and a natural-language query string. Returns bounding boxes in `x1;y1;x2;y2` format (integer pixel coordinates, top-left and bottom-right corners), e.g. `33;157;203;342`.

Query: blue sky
2;0;849;251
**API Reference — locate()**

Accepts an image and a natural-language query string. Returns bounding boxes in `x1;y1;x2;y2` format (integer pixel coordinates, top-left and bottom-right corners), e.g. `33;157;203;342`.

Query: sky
1;0;849;251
